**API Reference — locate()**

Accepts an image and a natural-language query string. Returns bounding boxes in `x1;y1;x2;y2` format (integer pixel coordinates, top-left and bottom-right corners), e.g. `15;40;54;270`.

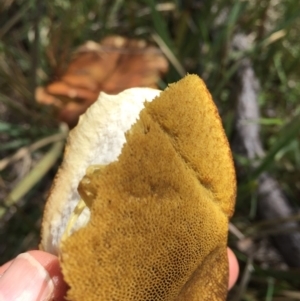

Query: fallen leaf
36;36;168;127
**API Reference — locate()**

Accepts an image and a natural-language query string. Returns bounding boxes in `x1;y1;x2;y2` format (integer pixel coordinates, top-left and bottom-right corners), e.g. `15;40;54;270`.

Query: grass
1;0;300;300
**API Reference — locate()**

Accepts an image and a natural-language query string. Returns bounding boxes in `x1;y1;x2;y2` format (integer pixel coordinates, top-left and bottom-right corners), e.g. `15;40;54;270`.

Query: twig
229;222;245;240
0;132;67;171
280;290;300;300
0;140;65;219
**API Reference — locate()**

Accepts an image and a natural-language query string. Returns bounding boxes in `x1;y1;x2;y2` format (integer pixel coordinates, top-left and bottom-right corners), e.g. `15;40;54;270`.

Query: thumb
0;250;67;301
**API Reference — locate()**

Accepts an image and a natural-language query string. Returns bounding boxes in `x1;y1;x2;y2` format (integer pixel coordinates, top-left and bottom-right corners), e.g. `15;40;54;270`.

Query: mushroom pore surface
59;75;236;301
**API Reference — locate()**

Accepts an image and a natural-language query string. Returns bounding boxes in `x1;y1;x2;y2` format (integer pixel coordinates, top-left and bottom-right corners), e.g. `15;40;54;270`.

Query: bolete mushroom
40;74;236;301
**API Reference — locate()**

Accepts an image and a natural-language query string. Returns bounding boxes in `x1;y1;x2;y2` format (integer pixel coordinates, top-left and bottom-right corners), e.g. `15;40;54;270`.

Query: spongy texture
60;75;236;301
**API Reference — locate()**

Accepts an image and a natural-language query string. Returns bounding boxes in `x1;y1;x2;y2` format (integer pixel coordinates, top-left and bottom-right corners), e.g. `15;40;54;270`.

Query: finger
227;247;239;290
0;261;13;275
0;248;238;300
0;250;67;301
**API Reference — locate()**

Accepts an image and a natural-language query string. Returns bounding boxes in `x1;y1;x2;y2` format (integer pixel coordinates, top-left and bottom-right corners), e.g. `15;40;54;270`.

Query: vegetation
1;0;300;300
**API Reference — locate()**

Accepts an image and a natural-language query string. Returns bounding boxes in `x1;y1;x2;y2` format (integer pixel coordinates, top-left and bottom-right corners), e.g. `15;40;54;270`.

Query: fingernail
0;253;54;301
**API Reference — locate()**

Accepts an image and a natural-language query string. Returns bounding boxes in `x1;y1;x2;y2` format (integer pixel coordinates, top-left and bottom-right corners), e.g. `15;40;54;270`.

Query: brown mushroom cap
56;75;236;301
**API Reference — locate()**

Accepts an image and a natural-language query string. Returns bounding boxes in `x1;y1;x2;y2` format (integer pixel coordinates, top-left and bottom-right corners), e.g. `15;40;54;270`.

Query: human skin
0;248;239;301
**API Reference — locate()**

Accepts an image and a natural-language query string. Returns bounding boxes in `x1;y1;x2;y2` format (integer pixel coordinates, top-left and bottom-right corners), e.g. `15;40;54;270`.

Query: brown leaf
35;36;169;128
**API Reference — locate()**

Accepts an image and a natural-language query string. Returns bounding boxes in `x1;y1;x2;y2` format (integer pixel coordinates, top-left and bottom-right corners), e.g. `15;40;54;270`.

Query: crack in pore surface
175;246;227;300
145;111;219;207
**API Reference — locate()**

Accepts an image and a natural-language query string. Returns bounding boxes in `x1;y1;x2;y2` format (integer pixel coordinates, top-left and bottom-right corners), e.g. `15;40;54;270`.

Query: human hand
0;248;239;301
0;250;67;301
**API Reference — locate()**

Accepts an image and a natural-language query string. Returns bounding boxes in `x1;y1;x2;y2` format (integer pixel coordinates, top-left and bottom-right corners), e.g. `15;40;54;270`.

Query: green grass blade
0;140;64;219
251;112;300;179
142;0;174;51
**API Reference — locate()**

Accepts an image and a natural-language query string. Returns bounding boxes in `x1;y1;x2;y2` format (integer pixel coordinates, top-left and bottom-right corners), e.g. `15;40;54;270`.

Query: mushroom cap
41;74;236;301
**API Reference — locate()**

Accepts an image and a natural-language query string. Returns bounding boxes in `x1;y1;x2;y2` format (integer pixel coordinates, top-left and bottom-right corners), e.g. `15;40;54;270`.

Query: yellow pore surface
60;75;236;301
